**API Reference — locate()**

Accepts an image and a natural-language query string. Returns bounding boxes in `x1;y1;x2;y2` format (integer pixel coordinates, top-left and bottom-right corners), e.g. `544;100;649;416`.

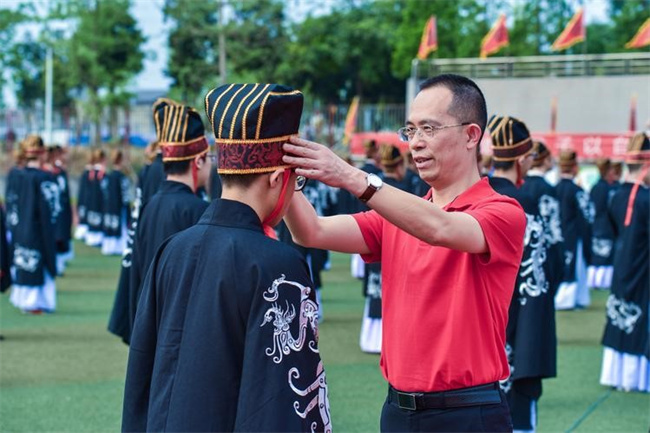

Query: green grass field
1;241;648;432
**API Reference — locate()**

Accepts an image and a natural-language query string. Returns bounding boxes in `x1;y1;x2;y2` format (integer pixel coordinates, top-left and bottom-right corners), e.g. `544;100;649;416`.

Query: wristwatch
359;173;383;203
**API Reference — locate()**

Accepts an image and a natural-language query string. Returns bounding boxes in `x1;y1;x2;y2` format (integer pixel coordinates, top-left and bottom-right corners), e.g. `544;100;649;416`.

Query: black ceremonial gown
602;183;649;357
77;168;91;229
490;177;557;429
0;206;11;293
85;167;106;239
521;174;564;296
122;199;331;433
140;154;165;208
6;168;57;286
53;168;72;254
102;170;131;238
127;181;208;338
589;178;617;266
556;178;594;282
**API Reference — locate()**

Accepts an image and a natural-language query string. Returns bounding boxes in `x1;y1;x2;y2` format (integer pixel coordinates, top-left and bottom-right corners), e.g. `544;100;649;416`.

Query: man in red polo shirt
283;74;525;433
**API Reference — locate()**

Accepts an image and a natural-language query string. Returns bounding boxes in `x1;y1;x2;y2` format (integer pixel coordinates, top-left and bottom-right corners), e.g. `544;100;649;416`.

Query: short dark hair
419;74;487;137
164;159;191;175
492;159;515;171
219;173;264;188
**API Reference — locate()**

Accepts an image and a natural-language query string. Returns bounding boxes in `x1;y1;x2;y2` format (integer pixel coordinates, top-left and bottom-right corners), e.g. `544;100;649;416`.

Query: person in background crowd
6;135;59;314
586;158;620;290
600;132;650;393
85;148;107;247
403;150;430;196
361;139;382;175
122;83;331;432
283;74;524;433
479;154;493;177
101;149;132;256
45;145;73;275
109;97;178;344
554;150;594;310
487;116;557;433
359;144;410;354
110;102;210;345
74;151;93;241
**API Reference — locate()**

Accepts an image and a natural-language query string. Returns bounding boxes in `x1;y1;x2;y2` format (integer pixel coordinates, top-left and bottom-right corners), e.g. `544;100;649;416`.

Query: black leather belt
388;383;502;411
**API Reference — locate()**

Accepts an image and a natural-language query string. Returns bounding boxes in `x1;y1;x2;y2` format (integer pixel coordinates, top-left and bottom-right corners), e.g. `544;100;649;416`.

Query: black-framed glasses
295;175;307;192
397;123;471;142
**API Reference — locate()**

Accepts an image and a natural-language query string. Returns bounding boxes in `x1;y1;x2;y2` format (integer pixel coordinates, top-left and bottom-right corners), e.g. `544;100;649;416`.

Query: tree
66;0;145;145
0;6;29;108
163;0;220;105
609;0;650;52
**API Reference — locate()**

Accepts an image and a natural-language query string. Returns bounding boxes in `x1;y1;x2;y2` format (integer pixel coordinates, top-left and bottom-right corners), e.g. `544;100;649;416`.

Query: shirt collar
424;177;496;211
159;180;194;195
199;198;264;233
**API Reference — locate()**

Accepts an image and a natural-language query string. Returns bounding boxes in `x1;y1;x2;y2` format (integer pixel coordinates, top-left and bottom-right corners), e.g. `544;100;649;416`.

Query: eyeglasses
397;123;471;142
207;153;218;163
295;175;307;192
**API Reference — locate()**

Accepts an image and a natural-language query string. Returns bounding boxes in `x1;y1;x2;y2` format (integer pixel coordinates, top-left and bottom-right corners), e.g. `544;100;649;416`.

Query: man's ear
466;124;483;149
268;169;284;188
194;154;205;169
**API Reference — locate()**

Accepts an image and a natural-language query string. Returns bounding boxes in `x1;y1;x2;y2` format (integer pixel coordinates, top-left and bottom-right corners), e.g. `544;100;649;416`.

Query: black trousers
506;377;542;431
380;388;512;433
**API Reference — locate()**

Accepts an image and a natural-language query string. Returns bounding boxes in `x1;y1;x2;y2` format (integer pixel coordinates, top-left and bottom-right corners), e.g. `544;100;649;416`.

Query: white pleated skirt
9;270;56;313
85;231;103;247
586;265;613;290
600;346;650;393
101;212;128;256
555;241;589;310
74;224;88;240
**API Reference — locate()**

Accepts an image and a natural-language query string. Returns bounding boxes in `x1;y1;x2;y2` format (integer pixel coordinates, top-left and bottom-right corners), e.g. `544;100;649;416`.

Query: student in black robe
7;135;58;314
600;132;650;393
101;149;132;256
359;144;411;354
122;83;331;432
554;150;595;310
360;139;382;175
74;158;92;241
1;205;11;294
487;116;557;433
45;145;73;275
404;151;431;197
109;98;181;344
521;141;565;300
85;148;107;247
587;158;620;290
122;103;211;344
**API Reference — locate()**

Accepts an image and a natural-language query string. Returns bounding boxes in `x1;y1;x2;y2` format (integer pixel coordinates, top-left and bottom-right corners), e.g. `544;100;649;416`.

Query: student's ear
194;154;205;169
268;169;284;188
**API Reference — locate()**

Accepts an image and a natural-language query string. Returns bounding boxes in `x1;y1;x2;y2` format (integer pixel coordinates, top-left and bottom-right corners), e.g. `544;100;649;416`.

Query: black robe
140;154;165;208
122;199;331;433
0;206;11;292
489;177;557;384
77;168;91;227
102;170;131;238
128;181;208;340
404;167;430;197
5;167;57;285
589;178;617;266
521;174;565;295
602;183;649;357
86;167;106;236
556;178;594;282
51;167;72;253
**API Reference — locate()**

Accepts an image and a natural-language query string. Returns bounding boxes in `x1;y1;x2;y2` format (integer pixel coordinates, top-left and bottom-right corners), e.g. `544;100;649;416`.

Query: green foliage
163;0;220;104
610;0;650;51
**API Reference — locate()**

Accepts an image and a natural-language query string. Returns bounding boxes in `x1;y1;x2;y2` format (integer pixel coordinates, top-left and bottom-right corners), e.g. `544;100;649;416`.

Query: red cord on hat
191;159;198;193
624;163;650;227
261;168;292;239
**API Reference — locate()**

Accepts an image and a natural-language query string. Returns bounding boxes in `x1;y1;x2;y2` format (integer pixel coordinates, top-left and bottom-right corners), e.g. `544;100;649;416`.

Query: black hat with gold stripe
626;132;650;163
204;83;303;174
487;115;534;161
153;97;179;142
156;103;209;162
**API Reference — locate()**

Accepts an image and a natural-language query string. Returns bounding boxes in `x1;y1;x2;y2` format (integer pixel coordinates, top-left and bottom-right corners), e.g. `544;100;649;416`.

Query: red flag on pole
551;8;585;51
629;94;637;132
625;18;650;49
417;16;438;60
480;14;509;59
343;97;360;147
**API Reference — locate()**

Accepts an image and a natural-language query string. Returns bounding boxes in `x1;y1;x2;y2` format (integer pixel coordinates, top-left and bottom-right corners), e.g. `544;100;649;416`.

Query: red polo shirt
352;177;525;392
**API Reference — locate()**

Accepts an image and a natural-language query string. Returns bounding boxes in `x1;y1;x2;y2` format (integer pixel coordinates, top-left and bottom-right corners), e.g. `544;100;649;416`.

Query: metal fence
412;52;650;80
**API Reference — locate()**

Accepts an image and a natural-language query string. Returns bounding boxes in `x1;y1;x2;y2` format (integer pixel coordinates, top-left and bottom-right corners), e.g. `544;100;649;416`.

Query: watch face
369;174;383;188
